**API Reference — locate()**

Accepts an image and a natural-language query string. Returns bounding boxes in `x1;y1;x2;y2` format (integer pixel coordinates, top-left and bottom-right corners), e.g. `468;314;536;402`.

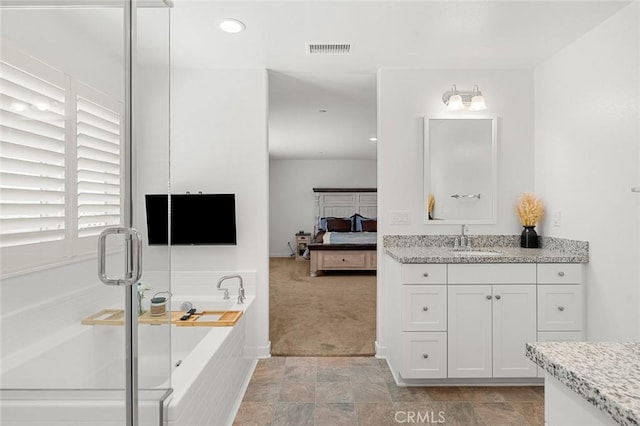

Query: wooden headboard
313;188;377;233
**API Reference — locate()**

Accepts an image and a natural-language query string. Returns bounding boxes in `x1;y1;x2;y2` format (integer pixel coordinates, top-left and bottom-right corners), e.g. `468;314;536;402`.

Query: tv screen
145;194;237;245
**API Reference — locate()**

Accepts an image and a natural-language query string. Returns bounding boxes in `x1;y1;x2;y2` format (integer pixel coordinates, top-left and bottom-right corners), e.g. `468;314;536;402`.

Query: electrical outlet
390;211;410;225
551;211;561;227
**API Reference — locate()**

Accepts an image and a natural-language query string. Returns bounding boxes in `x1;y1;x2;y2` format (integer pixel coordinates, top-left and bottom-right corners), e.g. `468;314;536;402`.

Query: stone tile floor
233;357;544;425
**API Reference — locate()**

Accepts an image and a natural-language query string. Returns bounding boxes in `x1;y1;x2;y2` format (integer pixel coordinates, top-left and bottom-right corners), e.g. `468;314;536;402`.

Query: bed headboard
313;188;377;232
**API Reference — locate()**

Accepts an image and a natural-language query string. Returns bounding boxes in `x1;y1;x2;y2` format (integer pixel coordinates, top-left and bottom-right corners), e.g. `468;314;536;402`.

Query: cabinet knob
342;259;346;262
558;306;565;312
422;306;429;312
422;353;429;359
495;295;501;300
486;295;492;300
558;271;565;277
423;272;429;277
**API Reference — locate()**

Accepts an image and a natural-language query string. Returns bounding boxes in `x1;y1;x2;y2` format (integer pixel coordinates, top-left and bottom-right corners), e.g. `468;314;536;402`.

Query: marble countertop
383;235;589;264
384;246;588;264
526;342;640;426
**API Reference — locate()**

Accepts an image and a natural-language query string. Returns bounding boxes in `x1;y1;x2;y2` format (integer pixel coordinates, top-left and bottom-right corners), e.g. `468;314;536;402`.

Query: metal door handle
98;227;142;286
495;295;501;300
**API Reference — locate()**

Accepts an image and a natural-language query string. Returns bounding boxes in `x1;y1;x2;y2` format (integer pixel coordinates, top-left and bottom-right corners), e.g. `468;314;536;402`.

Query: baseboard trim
375;341;387;359
245;341;271;359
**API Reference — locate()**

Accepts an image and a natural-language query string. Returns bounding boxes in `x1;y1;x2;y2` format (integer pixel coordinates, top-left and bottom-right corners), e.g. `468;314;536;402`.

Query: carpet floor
269;257;376;357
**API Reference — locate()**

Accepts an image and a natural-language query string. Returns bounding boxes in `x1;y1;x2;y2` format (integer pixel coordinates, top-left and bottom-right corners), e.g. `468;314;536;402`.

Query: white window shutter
0;60;66;248
76;92;122;238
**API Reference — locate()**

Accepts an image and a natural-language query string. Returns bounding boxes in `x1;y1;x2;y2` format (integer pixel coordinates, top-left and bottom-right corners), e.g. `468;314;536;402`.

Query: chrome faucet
216;274;245;304
454;225;471;250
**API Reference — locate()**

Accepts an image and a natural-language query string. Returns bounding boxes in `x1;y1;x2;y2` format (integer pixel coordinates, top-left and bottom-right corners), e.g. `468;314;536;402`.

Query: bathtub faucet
216;274;245;304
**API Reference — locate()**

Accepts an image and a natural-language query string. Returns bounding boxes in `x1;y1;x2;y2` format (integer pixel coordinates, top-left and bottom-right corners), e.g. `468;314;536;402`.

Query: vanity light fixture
219;18;246;33
442;84;487;111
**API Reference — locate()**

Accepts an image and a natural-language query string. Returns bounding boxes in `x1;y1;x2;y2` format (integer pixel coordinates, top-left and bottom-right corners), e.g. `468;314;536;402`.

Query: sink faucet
454;225;471;250
216;274;245;304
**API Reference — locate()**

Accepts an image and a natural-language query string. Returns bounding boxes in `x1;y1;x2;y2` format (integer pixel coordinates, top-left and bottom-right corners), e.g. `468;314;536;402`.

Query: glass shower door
0;1;172;425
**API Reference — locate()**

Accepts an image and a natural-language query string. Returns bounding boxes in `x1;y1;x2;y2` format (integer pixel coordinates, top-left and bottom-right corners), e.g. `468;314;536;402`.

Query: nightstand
295;233;311;261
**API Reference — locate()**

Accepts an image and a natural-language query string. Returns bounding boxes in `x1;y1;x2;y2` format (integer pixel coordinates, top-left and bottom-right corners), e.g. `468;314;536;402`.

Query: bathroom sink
449;250;502;257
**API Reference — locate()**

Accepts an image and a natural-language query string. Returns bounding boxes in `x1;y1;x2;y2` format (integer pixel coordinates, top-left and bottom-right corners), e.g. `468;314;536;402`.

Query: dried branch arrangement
427;193;435;214
516;193;544;226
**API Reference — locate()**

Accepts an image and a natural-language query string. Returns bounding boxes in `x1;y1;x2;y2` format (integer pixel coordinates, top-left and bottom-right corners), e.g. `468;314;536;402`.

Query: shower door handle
98;227;143;286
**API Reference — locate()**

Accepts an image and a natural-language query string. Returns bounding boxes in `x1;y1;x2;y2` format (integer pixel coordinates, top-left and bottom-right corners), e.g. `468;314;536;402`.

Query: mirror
424;117;497;224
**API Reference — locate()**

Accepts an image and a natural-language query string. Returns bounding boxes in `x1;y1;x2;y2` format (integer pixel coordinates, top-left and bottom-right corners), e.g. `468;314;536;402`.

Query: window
0;45;123;276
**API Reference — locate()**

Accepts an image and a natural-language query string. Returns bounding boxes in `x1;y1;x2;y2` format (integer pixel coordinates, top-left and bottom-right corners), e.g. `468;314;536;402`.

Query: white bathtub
0;296;256;426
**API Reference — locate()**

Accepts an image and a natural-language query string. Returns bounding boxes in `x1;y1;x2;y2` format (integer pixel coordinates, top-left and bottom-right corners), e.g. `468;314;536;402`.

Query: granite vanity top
526;342;640;426
383;235;589;264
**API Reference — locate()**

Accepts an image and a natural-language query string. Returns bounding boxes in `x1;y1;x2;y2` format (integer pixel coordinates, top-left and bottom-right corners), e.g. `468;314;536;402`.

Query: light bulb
469;95;487;111
446;94;464;111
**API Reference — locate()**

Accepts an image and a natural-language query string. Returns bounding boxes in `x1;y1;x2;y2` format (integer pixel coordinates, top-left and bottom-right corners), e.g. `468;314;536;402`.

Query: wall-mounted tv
145;193;237;245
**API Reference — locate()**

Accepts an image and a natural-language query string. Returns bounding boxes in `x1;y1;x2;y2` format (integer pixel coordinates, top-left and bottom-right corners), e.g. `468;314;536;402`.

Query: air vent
306;43;351;55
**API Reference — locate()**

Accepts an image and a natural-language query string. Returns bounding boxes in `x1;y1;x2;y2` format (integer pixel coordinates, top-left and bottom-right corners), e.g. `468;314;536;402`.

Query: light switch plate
551;211;561;227
390;211;410;225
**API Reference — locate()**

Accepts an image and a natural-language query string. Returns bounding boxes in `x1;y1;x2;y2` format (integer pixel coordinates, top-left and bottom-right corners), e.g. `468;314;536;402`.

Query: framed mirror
424;117;497;224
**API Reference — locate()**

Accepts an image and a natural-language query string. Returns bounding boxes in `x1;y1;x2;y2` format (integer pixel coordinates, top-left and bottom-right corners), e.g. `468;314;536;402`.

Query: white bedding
322;232;377;245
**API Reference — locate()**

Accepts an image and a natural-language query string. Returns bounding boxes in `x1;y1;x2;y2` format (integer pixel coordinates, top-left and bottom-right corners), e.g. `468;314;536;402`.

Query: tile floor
233;357;544;425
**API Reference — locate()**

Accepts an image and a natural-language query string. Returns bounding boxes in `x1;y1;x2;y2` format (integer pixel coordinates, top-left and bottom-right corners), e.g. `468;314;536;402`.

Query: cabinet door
402;285;447;331
492;285;537;378
448;285;492;378
538;285;583;331
401;332;447;379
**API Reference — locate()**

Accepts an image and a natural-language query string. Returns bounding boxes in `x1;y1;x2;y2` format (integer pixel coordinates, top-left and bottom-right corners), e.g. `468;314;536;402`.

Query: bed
308;188;377;277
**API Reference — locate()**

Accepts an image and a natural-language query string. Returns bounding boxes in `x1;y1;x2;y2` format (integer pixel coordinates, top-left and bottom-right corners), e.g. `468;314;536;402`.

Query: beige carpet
269;257;376;356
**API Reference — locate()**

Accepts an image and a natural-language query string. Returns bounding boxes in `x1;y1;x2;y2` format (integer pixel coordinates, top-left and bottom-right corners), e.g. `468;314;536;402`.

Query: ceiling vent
306;43;352;55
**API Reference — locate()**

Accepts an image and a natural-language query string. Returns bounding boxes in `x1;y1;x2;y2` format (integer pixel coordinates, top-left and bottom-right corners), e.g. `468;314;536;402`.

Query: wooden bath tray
175;310;243;327
81;310;242;327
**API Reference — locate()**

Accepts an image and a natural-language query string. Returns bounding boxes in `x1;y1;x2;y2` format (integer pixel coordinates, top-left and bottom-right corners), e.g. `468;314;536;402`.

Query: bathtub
0;296;256;426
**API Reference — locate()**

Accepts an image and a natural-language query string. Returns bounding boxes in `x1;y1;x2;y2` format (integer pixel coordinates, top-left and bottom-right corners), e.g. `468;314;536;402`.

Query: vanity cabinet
390;260;585;383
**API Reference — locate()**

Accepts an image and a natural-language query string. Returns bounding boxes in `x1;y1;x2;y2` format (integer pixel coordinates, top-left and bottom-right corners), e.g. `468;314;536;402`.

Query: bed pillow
361;219;377;232
326;218;352;232
318;217;336;231
350;213;369;232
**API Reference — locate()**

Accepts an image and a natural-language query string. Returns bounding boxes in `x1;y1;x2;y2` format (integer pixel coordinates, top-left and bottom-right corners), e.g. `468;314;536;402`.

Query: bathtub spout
216;274;245;304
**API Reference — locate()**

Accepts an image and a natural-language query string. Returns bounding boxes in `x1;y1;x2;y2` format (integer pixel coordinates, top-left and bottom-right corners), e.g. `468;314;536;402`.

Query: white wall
377;69;535;236
269;159;377;256
534;3;640;341
170;68;270;355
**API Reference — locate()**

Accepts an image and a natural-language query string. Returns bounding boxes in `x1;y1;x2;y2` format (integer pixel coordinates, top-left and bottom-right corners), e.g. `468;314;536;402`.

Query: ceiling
170;0;630;160
268;72;377;160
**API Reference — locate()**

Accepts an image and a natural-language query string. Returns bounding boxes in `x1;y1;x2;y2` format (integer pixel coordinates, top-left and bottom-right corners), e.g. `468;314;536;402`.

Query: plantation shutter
0;60;67;248
76;91;122;237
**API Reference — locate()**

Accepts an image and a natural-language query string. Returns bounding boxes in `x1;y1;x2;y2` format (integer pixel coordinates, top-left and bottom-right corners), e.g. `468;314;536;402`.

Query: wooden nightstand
295;233;311;261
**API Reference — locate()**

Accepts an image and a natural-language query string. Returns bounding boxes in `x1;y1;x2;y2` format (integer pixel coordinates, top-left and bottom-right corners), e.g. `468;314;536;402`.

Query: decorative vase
521;226;539;248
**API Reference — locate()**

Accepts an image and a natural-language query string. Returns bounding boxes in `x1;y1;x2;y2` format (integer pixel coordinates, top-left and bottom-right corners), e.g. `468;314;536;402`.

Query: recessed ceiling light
369;137;378;142
319;109;327;113
219;18;245;34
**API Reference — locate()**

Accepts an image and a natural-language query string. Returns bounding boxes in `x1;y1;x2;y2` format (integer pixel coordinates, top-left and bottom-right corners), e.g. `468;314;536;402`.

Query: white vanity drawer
402;264;447;284
538;285;583;331
401;332;447;379
448;264;536;284
402;285;447;331
537;264;583;284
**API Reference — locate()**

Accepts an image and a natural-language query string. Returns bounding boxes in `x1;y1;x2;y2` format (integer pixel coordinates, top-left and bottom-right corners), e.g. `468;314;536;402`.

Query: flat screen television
145;193;237;245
